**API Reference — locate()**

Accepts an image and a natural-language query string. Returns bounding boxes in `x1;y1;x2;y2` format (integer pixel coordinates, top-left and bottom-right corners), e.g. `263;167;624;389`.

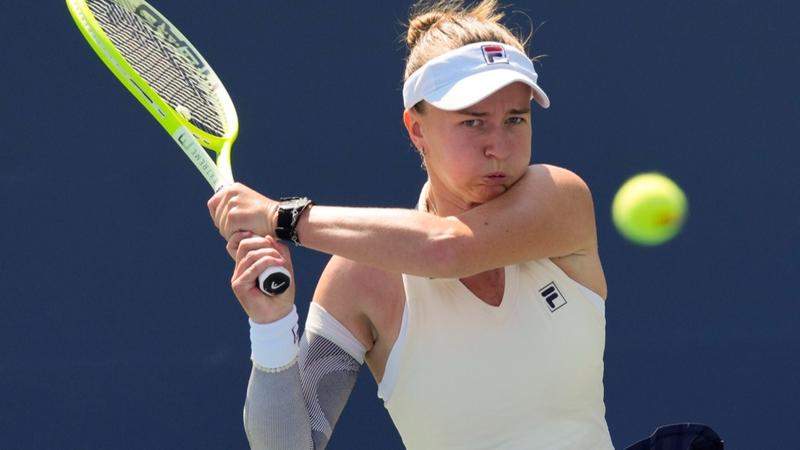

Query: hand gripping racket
66;0;290;295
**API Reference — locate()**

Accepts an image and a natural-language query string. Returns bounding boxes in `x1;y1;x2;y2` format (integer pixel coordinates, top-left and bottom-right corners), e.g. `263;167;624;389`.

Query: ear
403;109;425;151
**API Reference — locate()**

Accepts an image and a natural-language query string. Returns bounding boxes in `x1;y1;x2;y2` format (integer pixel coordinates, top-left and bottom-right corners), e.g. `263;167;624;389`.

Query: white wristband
249;306;299;372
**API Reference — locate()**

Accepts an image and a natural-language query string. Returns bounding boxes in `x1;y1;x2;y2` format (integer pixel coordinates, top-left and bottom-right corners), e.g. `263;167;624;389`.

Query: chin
473;186;508;204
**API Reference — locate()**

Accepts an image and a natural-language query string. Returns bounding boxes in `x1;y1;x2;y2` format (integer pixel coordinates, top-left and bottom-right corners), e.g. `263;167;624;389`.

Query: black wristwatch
274;197;314;246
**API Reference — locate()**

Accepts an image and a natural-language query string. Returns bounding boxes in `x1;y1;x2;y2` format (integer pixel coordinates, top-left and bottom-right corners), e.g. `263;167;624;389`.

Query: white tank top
378;259;613;450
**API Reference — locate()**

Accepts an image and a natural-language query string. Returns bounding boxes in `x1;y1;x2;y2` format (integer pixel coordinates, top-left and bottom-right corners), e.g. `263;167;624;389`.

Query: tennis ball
612;172;688;246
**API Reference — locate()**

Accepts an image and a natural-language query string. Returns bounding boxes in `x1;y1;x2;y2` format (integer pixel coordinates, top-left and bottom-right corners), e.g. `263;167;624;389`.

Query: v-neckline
455;266;512;309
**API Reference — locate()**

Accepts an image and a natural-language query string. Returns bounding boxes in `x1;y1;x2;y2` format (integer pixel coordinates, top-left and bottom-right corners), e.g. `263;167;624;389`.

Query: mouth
482;172;508;185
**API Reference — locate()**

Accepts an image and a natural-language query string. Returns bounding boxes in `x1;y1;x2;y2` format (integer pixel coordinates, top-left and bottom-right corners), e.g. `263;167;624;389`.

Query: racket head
67;0;238;188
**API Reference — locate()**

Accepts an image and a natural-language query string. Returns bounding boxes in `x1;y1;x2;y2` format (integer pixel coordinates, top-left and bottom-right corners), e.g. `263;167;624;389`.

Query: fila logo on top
539;282;567;313
481;44;509;64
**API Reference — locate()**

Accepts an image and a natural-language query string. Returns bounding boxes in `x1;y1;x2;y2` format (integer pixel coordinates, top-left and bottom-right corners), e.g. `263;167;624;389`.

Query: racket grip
258;266;292;296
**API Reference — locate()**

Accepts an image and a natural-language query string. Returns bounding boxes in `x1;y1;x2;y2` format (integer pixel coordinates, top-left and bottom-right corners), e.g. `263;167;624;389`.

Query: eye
462;119;483;128
506;116;527;125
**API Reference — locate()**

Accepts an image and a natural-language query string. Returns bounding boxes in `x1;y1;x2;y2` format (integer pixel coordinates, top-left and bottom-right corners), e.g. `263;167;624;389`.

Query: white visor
402;41;550;111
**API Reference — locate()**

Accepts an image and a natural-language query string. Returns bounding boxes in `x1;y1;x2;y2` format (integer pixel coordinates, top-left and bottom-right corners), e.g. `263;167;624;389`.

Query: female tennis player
208;1;613;448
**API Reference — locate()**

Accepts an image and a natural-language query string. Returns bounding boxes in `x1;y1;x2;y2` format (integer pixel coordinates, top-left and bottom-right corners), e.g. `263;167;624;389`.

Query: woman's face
406;82;533;211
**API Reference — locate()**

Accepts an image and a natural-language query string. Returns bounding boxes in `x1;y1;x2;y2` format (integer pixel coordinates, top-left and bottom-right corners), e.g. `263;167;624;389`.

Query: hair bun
406;11;449;50
402;0;523;82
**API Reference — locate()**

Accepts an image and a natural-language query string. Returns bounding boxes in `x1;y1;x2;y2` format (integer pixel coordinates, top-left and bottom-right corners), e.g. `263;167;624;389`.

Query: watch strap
275;197;313;245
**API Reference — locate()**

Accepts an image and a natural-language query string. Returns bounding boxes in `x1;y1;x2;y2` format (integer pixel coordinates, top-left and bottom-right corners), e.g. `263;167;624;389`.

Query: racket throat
172;127;227;190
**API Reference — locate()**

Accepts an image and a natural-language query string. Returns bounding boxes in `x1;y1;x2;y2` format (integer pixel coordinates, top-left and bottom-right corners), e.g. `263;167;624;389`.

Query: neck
424;178;474;217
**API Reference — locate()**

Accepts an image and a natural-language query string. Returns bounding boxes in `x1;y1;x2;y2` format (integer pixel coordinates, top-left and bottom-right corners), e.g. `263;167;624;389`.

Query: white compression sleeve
244;363;314;450
304;303;366;363
244;307;364;450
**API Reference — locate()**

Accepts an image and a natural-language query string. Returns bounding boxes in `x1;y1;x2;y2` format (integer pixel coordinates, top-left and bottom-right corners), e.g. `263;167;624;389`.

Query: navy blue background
1;1;798;448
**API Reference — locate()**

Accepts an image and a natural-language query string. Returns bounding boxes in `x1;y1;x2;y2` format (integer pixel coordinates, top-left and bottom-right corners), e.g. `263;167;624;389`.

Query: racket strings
86;0;229;138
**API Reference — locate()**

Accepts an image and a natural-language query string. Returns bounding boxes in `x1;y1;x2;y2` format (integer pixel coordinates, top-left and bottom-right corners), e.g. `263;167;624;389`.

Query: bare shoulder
524;164;592;197
517;164;596;240
528;165;607;298
313;255;404;352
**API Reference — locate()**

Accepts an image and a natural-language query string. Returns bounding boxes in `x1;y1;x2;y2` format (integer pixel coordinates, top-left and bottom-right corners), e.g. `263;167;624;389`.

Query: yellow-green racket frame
66;0;238;191
66;0;293;296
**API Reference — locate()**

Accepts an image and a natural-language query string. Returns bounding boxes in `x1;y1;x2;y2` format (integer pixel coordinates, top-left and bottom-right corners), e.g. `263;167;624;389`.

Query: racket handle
258;266;292;296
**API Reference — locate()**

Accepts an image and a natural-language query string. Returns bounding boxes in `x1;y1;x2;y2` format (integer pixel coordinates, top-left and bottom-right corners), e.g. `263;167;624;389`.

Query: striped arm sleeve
243;305;366;450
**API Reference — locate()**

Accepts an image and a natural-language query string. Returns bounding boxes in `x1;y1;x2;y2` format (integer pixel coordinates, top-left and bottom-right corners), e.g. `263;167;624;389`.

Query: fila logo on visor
481;45;509;64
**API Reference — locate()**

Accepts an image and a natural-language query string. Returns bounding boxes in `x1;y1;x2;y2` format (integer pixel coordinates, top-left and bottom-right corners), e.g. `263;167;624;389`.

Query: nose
482;126;512;160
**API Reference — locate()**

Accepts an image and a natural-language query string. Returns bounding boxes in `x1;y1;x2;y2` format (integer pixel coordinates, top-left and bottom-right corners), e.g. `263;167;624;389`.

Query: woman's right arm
231;234;365;450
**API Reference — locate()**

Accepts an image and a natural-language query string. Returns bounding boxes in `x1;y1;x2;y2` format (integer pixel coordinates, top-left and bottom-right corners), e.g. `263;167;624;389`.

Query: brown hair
403;0;530;83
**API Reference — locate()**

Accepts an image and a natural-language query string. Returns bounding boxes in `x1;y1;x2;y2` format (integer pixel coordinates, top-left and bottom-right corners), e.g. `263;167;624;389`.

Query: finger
217;188;242;237
219;196;232;238
235;237;283;269
232;253;286;294
226;231;254;260
235;235;267;263
265;236;294;271
209;187;234;229
233;248;283;282
207;190;224;223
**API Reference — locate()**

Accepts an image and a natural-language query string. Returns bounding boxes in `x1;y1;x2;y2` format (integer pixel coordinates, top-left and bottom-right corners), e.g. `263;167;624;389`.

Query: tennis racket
66;0;290;296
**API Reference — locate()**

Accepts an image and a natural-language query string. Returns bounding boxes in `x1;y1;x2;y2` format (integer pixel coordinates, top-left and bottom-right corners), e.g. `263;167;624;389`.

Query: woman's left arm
209;164;596;278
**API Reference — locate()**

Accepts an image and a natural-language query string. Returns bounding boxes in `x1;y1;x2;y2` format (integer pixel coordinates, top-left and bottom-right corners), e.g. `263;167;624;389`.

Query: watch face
281;197;308;209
